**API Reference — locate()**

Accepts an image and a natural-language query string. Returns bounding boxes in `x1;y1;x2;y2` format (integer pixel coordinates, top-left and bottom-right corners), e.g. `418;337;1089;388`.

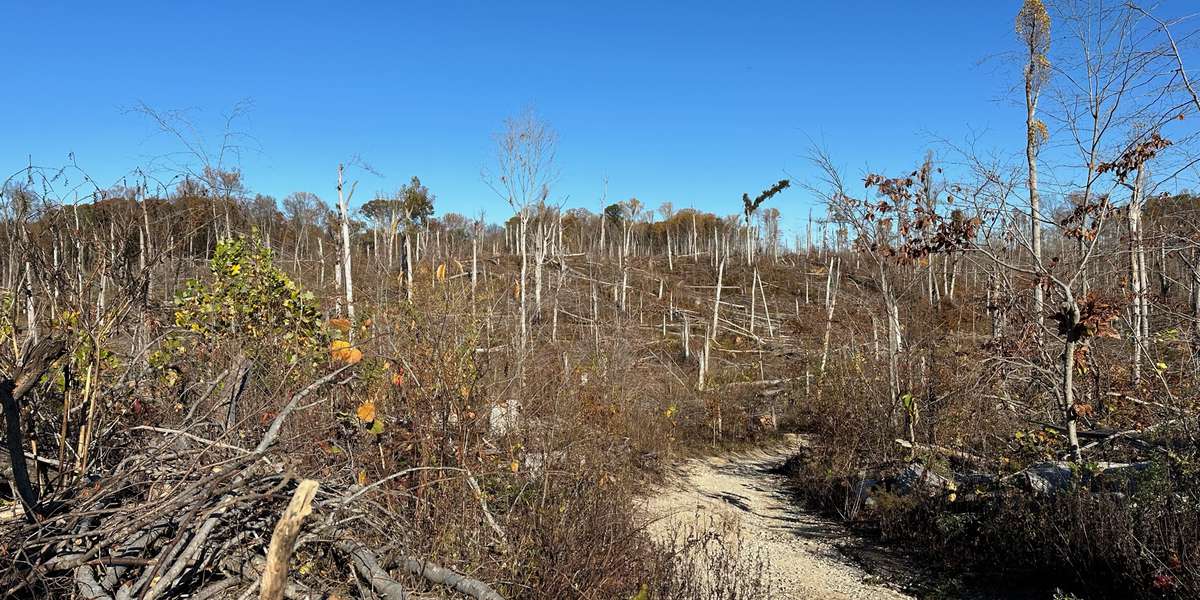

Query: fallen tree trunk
338;542;409;599
398;557;505;600
894;439;990;469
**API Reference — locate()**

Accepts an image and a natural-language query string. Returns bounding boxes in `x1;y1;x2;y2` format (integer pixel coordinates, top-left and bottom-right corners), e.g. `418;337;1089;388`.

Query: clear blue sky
3;1;1180;232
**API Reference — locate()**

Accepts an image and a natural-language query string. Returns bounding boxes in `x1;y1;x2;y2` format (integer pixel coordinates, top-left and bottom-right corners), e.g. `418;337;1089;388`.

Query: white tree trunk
337;164;356;336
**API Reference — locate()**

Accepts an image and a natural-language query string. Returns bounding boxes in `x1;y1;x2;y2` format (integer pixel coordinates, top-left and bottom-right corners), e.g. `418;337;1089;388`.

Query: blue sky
3;1;1187;232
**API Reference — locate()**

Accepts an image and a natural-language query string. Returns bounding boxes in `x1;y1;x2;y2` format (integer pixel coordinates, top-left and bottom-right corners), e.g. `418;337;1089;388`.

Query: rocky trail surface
645;438;915;600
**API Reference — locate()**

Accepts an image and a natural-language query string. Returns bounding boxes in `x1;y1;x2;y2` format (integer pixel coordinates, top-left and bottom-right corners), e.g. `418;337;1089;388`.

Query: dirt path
645;439;913;600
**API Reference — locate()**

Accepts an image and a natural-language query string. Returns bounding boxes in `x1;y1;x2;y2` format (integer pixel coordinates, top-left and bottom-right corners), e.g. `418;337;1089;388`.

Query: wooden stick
259;480;319;600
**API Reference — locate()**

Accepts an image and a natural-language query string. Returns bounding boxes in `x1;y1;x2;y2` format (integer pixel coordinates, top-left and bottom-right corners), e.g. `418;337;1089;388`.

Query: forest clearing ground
644;435;914;600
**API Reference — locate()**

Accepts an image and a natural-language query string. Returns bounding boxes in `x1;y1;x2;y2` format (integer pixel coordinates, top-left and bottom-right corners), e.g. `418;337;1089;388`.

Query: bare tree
1017;0;1052;335
484;109;558;351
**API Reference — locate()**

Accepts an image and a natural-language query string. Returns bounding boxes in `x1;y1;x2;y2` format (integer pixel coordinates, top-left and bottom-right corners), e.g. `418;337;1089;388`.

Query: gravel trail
646;440;914;600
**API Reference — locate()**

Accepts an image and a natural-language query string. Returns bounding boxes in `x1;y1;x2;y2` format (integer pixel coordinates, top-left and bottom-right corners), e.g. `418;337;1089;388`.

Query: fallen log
721;377;801;389
398;557;505;600
338;542;409;599
894;439;990;469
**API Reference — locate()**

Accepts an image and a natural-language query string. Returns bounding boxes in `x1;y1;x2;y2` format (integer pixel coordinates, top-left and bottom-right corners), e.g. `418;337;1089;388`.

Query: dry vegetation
3;2;1200;600
0;122;800;598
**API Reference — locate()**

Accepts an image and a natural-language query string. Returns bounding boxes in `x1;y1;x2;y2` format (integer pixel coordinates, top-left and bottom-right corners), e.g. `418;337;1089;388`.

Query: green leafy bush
164;236;325;365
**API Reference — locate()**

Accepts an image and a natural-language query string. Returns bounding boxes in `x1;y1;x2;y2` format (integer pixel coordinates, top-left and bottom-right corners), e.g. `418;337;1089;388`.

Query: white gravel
644;440;914;600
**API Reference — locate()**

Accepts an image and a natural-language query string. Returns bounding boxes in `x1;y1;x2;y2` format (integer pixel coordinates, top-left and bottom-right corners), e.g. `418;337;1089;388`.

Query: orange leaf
330;340;363;364
356;401;377;423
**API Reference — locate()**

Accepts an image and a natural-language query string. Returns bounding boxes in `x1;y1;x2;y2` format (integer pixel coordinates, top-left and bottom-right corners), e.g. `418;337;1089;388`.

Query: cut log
259;479;319;600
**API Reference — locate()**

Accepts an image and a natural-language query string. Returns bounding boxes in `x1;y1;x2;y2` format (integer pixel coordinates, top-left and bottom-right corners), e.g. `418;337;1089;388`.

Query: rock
488;400;521;437
522;450;568;478
891;463;956;497
1017;461;1075;496
847;462;957;515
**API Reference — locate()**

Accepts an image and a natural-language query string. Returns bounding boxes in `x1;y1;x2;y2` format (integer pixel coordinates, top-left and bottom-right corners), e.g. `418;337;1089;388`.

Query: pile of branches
2;341;503;600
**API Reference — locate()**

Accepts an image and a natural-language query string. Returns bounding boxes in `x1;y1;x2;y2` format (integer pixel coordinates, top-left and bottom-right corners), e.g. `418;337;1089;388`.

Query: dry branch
259;479;319;600
1;337;66;521
894;439;990;469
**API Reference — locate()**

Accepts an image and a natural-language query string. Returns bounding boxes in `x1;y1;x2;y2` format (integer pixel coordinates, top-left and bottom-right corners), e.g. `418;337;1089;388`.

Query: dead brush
646;512;774;600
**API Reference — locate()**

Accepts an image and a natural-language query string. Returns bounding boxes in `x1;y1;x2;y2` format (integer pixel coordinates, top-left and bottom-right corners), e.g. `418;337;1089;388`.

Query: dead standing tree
1018;0;1051;337
333;159;380;338
967;0;1194;460
336;164;357;332
809;148;981;455
483;110;557;436
485;110;557;355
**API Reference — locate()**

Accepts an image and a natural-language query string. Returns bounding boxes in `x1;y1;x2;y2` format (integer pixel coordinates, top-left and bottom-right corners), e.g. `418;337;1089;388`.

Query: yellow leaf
329;318;352;333
356;401;377;423
436;263;447;282
510;460;519;473
357;469;368;486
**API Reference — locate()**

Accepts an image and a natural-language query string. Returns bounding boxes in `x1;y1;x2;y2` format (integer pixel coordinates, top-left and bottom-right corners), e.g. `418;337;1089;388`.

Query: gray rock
488;400;521;437
847;462;957;516
892;463;956;497
1019;461;1075;496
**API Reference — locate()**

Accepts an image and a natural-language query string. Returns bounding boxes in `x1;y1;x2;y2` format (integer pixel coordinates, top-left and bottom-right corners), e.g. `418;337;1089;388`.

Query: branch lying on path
74;565;111;600
338;542;409;599
335;540;506;600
